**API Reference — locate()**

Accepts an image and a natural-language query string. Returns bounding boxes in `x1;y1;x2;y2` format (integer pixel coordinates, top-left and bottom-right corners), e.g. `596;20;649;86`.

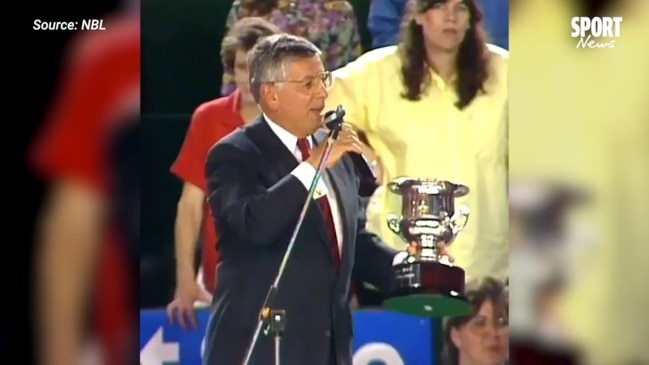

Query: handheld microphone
243;109;350;365
323;105;377;182
243;106;381;364
323;106;345;139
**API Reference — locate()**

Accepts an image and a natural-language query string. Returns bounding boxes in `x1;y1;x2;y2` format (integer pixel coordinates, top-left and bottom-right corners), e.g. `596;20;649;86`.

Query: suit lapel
245;116;298;179
246;119;332;261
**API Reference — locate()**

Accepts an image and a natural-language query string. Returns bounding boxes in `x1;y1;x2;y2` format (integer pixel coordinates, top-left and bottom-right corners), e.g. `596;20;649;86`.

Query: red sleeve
170;105;214;192
30;30;138;196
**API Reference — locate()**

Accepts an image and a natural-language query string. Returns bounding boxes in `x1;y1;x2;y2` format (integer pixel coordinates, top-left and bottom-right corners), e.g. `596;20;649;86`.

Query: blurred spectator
442;276;509;365
29;13;139;365
480;0;508;49
166;17;281;329
326;0;509;289
221;0;362;95
367;0;408;48
368;0;509;49
509;0;649;362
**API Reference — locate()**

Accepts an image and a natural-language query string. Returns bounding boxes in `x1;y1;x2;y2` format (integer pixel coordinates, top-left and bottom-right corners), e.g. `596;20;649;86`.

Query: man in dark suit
202;33;402;365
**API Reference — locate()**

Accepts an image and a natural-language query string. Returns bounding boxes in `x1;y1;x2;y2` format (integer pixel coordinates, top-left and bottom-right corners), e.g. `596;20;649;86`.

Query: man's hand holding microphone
304;124;364;170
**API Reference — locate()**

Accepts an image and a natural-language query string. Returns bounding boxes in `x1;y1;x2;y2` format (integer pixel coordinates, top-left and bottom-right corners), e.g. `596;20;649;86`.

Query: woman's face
451;299;509;365
414;0;472;52
233;48;254;104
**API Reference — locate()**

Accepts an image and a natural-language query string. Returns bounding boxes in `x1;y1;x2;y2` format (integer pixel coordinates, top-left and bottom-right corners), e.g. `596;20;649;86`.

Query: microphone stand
241;107;345;365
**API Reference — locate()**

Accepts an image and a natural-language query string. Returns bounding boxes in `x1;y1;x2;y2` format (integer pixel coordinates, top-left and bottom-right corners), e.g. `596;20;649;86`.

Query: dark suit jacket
202;116;398;365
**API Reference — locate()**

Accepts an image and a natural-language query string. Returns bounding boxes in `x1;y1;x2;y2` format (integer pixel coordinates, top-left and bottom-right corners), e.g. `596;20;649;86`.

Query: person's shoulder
485;43;508;87
486;43;509;69
205;121;254;161
191;94;240;127
193;96;231;116
357;45;400;65
333;45;400;76
219;124;248;145
206;128;244;163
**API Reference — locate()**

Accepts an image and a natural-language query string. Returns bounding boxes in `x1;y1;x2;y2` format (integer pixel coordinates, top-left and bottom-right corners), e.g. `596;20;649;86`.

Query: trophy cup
382;177;473;317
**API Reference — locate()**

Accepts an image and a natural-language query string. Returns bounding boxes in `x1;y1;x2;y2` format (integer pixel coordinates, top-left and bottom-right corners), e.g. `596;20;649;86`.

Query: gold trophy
382;177;472;317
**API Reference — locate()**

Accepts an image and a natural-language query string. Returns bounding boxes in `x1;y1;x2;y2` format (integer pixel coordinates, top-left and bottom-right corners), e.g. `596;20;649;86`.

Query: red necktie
297;138;341;266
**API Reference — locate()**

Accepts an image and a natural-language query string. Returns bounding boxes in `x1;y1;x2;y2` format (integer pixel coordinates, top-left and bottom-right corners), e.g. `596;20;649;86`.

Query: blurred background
508;0;649;363
21;0;648;364
26;1;138;364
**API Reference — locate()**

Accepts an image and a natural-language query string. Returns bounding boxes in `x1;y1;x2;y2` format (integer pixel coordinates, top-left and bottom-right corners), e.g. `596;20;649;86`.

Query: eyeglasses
267;72;332;93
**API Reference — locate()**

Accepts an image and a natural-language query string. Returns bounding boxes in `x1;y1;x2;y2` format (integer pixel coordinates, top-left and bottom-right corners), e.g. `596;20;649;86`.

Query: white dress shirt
264;114;344;254
263;115;414;268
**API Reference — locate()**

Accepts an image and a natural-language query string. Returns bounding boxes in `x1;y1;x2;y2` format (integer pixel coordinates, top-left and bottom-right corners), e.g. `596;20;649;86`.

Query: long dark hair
442;276;509;364
399;0;490;109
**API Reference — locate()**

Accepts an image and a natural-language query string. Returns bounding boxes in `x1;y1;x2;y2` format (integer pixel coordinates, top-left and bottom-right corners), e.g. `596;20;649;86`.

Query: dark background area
13;0;121;361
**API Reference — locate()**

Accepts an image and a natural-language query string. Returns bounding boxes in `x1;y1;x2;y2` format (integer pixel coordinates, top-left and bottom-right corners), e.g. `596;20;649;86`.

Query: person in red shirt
166;17;281;329
29;13;140;365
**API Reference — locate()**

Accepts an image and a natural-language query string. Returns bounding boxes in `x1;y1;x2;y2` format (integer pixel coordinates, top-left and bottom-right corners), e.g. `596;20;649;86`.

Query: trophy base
382;261;473;318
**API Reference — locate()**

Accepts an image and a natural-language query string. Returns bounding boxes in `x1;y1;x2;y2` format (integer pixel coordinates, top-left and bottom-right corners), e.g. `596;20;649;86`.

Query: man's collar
262;113;313;152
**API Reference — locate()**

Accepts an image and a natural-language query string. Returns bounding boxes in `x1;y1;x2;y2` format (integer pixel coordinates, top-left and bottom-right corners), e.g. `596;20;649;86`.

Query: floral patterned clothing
221;0;362;96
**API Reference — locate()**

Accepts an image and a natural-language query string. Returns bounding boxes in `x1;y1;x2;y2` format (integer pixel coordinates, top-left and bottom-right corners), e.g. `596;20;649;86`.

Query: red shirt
29;15;139;365
170;90;245;293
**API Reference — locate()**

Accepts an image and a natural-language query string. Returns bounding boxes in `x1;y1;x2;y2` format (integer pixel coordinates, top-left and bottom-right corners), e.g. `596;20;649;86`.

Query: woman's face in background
451;299;509;365
233;49;254;103
415;0;472;52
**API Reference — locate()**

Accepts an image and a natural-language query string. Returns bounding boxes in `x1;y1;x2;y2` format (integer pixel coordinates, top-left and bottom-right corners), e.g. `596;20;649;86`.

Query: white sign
353;342;405;365
570;16;622;48
140;327;180;365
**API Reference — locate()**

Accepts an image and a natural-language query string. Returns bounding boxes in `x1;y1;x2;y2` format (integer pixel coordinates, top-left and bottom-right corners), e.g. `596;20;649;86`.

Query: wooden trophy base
383;261;473;318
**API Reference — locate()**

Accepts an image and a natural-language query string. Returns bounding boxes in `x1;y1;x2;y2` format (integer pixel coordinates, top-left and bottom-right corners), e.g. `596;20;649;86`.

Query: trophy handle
450;205;470;235
386;214;401;235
